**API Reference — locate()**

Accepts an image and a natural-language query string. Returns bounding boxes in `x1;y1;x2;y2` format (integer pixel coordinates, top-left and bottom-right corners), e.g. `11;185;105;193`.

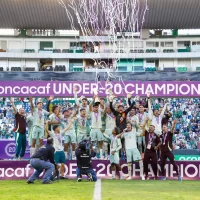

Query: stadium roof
0;0;200;30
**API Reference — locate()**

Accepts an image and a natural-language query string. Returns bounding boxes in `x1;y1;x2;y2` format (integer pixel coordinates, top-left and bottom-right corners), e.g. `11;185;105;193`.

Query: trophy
92;88;100;105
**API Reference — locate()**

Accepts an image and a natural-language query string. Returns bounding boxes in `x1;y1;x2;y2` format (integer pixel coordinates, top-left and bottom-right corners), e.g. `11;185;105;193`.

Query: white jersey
32;108;49;128
49;113;62;130
105;113;116;130
76;115;88;134
148;102;167;135
103;133;122;152
127;115;139;133
137;112;149;132
122;131;140;149
60;115;74;132
90;110;102;129
49;130;65;151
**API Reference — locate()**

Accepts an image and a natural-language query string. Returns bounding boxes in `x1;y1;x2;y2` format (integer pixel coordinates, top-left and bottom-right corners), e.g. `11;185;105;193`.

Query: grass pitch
1;179;200;200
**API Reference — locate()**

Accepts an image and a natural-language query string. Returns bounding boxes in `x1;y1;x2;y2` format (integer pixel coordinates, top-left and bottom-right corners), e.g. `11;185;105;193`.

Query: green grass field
1;180;200;200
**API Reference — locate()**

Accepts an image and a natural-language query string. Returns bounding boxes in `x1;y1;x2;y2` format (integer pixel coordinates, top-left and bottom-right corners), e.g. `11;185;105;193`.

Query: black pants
143;151;158;177
160;150;179;176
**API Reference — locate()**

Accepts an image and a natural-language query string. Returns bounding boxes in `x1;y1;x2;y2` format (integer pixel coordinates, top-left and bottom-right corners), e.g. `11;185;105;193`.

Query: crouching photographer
76;139;97;182
27;137;58;184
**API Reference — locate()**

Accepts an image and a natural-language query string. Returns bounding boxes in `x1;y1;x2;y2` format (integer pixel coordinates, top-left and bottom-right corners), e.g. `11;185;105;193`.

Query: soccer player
140;121;161;180
89;95;104;159
102;127;123;180
160;119;182;181
137;105;149;154
61;107;77;160
76;108;90;143
147;93;167;136
10;97;27;160
29;97;50;156
103;106;116;159
45;118;75;179
110;93;137;132
118;122;145;180
48;105;62;130
74;87;90;116
127;108;139;133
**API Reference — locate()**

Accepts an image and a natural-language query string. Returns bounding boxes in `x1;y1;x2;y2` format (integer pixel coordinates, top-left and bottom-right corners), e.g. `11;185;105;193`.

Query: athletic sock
64;152;68;159
72;151;75;158
119;171;123;177
30;147;35;157
100;149;103;159
128;163;132;177
139;160;144;177
112;171;116;178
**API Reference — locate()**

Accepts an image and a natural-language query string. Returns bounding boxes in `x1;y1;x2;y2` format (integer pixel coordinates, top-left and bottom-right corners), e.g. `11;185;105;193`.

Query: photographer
76;140;97;182
27;137;57;184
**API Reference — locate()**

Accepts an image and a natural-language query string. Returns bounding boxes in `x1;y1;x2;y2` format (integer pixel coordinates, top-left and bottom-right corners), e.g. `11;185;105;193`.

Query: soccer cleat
72;156;76;160
178;176;182;181
60;176;68;180
161;176;166;181
87;173;93;182
126;176;132;180
141;176;145;180
120;176;124;180
27;180;34;184
42;181;53;184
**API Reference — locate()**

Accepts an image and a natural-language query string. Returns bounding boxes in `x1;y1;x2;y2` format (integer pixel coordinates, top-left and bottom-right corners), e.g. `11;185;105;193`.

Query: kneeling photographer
76;139;97;182
27;137;58;184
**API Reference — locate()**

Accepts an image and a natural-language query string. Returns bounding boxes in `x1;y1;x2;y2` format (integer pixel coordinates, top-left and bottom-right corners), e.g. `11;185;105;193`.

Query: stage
0;160;200;180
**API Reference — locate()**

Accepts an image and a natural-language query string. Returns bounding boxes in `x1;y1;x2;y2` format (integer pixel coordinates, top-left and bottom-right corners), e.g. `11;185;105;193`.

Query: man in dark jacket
27;137;56;184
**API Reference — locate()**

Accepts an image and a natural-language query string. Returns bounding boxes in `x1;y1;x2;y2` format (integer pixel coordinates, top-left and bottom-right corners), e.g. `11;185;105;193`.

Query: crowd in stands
0;97;199;149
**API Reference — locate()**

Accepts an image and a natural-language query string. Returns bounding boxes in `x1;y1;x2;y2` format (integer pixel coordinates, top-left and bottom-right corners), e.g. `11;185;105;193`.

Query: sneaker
141;176;145;180
145;176;150;180
87;173;93;182
120;176;124;180
27;180;34;184
77;177;82;182
161;176;166;181
178;176;182;181
60;176;68;180
42;181;53;184
126;176;132;180
72;156;76;160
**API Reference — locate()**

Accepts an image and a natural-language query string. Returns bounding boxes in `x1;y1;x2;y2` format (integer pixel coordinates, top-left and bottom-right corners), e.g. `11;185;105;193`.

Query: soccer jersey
32;108;49;128
148;103;167;135
103;133;122;152
49;113;62;130
122;131;140;149
105;113;116;130
60;115;74;132
90;110;102;129
76;115;88;134
49;130;65;151
127;115;139;133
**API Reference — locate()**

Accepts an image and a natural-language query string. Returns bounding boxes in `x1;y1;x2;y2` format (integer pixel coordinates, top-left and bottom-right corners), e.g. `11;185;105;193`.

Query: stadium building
0;1;200;199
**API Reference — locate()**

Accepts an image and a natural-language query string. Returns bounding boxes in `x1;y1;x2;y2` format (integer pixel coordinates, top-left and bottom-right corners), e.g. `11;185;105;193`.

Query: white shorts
126;148;141;163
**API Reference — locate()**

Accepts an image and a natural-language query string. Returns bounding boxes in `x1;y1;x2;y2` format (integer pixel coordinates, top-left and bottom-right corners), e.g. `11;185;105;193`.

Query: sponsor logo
5;143;16;157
